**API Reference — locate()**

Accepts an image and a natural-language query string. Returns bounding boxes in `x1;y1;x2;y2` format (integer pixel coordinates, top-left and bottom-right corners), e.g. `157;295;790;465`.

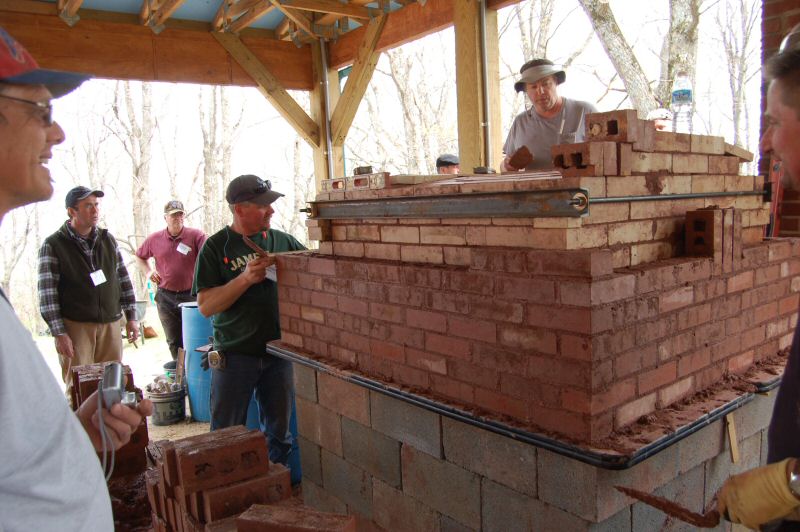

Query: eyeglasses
0;94;53;126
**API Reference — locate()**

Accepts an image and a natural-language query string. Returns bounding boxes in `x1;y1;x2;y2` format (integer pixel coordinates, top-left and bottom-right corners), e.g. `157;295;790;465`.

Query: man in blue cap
0;26;151;531
38;184;140;398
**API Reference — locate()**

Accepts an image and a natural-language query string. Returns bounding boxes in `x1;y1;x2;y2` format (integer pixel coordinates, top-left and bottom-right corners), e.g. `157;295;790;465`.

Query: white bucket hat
514;59;566;93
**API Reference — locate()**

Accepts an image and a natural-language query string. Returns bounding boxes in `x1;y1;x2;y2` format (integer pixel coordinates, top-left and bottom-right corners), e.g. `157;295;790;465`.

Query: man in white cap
0;26;151;531
502;58;598;172
193;174;305;468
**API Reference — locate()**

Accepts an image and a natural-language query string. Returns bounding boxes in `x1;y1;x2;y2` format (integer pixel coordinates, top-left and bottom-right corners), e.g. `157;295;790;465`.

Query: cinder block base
291;360;775;531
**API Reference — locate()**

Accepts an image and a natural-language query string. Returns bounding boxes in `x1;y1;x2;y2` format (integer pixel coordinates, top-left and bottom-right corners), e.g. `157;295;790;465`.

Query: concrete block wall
293;363;774;531
276;236;800;442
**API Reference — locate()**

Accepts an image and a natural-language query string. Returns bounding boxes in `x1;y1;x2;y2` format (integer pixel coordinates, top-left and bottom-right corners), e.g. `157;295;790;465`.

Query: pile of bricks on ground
71;363;151;531
71;362;149;478
145;425;355;531
273;109;800;444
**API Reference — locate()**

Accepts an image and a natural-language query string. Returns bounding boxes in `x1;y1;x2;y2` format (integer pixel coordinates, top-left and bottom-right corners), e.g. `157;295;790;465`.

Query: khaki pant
60;318;123;397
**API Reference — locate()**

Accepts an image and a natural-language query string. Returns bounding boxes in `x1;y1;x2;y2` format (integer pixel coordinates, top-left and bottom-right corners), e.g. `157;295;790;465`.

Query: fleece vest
45;225;121;323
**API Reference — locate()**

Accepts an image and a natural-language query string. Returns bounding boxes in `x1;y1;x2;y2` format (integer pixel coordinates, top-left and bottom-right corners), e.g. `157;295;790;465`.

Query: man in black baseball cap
0;26;150;531
64;185;104;208
39;183;140;394
225;174;284;205
194;174;305;468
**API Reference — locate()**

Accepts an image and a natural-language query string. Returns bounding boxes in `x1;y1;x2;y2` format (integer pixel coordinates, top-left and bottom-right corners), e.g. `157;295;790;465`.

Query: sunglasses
0;94;53;126
253;178;272;193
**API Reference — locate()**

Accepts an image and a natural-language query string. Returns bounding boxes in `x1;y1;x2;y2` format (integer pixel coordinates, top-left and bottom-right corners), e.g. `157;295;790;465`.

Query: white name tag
265;265;277;282
176;242;191;255
90;269;107;286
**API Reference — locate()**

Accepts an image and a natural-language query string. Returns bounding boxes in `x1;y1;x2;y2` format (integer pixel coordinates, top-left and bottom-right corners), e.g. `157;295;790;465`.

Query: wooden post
311;42;344;190
453;0;499;172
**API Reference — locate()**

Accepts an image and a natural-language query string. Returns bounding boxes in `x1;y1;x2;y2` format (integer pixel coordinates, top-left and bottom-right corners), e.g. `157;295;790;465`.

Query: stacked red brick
276;110;800;443
145;426;292;531
71;362;148;478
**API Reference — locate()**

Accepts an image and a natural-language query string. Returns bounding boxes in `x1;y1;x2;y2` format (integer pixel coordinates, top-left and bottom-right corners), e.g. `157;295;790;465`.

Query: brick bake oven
271;110;799;530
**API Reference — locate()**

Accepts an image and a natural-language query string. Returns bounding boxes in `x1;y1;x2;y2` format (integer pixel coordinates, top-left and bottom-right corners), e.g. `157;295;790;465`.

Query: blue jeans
209;352;294;465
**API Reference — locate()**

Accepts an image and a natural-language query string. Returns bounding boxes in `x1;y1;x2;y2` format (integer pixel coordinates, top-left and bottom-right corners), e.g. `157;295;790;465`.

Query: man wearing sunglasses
0;27;152;531
193;174;305;468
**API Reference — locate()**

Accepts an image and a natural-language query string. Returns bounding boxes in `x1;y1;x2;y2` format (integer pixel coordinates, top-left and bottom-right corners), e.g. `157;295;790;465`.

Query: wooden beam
267;0;316;37
150;0;187;27
315;0;371;26
485;7;502;170
329;14;386;145
2;10;312;89
227;1;275;33
212;31;320;147
281;0;371;20
57;0;82;19
311;43;345;186
212;0;235;30
454;0;484;170
328;0;449;69
327;0;512;69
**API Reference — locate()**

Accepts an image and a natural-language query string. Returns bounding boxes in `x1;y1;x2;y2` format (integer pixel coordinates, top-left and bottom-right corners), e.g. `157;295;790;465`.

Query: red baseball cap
0;26;90;97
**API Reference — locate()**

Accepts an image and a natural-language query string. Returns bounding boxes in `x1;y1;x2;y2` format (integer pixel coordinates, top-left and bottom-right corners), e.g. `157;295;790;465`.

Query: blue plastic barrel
180;302;213;422
245;396;302;484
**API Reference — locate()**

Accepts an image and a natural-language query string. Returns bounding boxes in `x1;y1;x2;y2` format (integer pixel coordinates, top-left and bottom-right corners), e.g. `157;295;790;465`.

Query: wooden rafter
56;0;82;25
230;2;276;33
280;0;370;20
213;0;266;31
140;0;187;28
275;17;292;39
266;0;316;38
329;14;386;145
56;0;82;18
212;32;320;147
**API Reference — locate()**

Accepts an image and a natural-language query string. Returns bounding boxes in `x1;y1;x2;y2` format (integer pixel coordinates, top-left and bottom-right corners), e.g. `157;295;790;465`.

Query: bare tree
198;86;244;234
0;207;33;296
715;0;759;153
108;80;155;298
576;0;658;114
354;37;457;175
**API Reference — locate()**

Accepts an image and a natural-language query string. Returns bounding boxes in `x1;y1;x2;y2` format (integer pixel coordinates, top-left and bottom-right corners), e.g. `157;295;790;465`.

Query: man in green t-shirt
193;174;305;466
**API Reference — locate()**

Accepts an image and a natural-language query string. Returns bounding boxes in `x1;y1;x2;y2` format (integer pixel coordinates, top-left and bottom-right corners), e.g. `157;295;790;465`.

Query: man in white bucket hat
502;58;597;172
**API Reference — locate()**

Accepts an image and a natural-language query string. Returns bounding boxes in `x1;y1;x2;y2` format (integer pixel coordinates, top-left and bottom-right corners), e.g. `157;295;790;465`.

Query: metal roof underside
41;0;416;44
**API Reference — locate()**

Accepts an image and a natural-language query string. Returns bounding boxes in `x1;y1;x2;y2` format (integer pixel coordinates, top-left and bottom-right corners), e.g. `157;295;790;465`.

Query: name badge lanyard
87;235;107;286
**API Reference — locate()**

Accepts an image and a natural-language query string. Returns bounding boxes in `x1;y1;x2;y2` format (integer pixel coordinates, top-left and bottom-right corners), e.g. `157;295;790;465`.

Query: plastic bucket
180;302;213;422
147;388;186;426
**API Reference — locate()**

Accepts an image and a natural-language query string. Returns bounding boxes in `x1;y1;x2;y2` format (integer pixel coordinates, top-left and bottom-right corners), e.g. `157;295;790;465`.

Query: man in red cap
0;26;151;531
